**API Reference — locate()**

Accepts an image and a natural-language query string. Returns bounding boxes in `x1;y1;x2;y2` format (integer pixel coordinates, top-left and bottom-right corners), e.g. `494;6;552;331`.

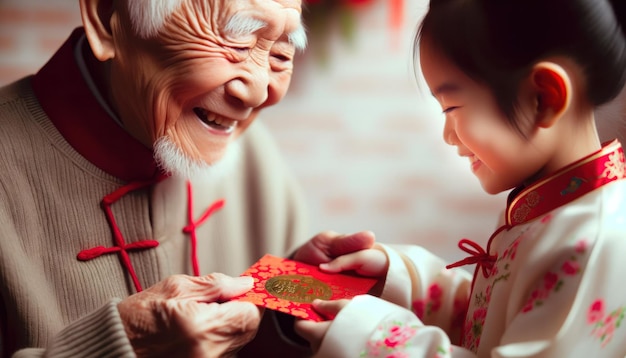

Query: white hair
126;1;307;49
126;0;183;38
153;135;241;181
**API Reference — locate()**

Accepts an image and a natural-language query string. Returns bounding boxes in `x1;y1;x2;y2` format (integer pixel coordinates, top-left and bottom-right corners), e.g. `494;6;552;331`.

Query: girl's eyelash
442;106;459;114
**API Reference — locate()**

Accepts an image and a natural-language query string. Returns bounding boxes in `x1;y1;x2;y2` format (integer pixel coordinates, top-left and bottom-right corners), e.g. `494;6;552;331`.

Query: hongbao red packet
231;254;378;321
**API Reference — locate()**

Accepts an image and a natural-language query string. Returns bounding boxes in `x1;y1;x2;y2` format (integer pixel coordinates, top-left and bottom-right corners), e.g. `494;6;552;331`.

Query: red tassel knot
446;238;497;278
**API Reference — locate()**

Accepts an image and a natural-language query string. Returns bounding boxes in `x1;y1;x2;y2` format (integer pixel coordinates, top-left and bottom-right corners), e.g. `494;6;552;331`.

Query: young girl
294;0;626;356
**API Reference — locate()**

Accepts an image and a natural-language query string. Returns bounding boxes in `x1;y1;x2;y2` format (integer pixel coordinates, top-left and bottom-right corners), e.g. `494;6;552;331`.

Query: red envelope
232;254;378;321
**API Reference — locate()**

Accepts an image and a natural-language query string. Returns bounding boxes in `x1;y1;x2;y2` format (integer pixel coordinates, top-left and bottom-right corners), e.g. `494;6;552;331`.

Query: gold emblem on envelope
233;254;378;321
265;274;333;303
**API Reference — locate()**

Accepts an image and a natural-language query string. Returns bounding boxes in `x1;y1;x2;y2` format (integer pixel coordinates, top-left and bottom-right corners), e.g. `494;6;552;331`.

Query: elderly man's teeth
205;112;217;122
193;107;236;129
215;118;235;127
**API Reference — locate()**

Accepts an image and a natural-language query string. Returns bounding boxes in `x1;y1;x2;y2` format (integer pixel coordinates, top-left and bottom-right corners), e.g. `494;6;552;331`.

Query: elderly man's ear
79;0;115;61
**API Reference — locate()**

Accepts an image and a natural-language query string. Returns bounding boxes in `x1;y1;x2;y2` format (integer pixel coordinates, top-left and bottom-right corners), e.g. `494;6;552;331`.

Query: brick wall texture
0;0;511;263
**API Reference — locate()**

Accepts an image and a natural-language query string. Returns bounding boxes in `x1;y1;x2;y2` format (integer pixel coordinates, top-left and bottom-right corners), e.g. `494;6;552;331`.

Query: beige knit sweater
0;75;309;357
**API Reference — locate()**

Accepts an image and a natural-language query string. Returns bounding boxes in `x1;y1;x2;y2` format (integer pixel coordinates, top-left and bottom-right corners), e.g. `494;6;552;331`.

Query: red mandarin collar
31;27;160;182
506;140;625;226
447;140;625;281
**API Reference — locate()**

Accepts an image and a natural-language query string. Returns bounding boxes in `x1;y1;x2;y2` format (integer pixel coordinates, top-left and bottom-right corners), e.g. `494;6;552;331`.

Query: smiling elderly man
0;0;318;356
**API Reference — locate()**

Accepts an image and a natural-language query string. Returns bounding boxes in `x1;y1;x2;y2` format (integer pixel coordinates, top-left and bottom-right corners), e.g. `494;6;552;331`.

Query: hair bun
609;0;626;37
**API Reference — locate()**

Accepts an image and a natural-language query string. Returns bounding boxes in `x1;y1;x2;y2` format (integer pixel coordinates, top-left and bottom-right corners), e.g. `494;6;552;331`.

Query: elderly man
0;0;374;356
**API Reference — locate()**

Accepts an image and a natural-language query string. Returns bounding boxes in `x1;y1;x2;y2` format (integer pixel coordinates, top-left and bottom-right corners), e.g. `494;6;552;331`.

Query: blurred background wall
0;0;509;263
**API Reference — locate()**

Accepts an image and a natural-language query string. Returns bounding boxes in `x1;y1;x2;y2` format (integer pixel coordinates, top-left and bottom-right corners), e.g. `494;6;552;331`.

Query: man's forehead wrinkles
272;0;302;11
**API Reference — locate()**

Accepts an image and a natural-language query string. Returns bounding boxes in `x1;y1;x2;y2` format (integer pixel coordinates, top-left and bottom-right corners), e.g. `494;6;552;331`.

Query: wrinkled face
108;0;304;165
419;38;549;194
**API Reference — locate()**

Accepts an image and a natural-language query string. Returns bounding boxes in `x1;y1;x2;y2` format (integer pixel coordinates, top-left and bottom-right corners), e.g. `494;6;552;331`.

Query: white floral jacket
315;140;626;358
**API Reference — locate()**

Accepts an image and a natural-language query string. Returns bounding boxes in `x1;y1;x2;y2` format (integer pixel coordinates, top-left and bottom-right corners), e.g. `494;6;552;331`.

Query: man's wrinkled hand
118;273;260;358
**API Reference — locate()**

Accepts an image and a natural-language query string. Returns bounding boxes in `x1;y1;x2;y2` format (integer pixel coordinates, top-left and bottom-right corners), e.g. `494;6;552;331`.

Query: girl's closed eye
443;106;460;114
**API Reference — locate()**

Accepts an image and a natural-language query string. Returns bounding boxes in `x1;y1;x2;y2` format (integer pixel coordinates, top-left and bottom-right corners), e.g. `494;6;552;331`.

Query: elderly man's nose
225;70;270;108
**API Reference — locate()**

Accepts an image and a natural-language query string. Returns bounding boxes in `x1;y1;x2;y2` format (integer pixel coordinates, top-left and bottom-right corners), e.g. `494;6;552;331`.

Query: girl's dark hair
414;0;626;133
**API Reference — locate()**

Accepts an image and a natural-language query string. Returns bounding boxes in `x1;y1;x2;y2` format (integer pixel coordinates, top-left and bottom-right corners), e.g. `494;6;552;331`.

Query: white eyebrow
224;13;307;51
224;14;267;37
289;25;307;50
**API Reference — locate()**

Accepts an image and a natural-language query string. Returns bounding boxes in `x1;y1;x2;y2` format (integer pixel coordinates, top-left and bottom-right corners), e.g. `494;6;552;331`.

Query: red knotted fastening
446;238;497;278
78;177;225;292
183;180;225;276
77;177;166;292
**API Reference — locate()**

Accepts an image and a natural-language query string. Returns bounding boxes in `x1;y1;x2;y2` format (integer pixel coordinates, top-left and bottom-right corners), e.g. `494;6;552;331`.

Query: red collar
447;140;625;285
31;27;160;182
506;140;626;226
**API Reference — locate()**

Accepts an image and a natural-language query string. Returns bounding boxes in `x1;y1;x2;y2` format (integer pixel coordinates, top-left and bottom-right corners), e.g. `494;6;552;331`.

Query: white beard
153;136;241;181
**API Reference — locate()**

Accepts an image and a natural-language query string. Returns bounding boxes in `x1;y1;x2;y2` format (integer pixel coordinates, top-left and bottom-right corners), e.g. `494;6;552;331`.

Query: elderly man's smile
193;107;237;134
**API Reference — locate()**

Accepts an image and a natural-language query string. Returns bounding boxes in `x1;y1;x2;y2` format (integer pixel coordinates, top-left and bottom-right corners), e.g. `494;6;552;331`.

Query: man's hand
292;230;376;265
118;273;261;358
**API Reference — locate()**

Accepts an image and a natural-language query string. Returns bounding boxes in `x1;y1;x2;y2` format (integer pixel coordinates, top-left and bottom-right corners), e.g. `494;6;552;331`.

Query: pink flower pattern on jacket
521;238;587;313
462;229;520;351
462;215;550;351
412;283;443;320
361;319;451;357
587;299;626;348
361;321;420;357
411;276;468;345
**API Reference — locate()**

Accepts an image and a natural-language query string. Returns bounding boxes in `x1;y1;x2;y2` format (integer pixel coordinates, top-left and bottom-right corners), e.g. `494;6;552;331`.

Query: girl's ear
79;0;115;61
530;62;572;128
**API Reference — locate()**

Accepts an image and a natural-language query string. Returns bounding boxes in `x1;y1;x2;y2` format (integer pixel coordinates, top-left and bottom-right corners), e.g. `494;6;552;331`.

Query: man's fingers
170;300;261;356
194;274;254;302
153;274;253;302
204;274;254;300
197;301;261;333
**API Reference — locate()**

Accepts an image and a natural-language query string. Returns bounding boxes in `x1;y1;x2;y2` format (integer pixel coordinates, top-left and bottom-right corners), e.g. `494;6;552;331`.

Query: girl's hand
292;230;376;265
294;299;350;353
319;247;389;278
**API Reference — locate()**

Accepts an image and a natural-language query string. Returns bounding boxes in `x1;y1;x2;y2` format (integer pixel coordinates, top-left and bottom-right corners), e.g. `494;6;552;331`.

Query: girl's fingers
311;299;350;319
319;249;388;277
